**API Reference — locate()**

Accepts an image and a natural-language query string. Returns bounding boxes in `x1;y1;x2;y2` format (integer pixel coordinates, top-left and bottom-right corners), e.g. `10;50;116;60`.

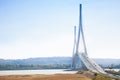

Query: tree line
0;63;120;70
0;64;71;70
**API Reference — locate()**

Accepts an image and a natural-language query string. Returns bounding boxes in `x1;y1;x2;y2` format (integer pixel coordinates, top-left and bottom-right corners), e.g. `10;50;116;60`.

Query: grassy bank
0;74;91;80
0;70;120;80
77;70;120;80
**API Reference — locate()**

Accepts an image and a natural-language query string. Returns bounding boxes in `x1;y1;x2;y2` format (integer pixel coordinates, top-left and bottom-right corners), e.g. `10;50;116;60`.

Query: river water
105;69;120;72
0;69;77;76
0;69;119;76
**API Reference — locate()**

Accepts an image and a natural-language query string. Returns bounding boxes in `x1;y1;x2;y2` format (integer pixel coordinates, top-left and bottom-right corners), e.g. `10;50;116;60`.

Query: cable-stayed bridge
71;4;105;74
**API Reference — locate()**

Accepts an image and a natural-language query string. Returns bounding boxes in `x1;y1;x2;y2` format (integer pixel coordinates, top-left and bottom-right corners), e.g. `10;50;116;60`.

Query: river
105;69;120;72
0;69;77;76
0;69;119;76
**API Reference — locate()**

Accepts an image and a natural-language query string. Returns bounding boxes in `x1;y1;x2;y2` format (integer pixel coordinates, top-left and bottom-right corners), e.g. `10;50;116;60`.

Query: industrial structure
71;4;105;74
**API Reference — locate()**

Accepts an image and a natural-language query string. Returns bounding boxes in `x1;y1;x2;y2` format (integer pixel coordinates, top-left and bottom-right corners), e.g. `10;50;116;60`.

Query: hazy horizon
0;56;120;60
0;0;120;59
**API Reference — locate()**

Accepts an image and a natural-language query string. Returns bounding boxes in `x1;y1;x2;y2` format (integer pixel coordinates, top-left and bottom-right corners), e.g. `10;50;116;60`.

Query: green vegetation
105;70;120;75
77;70;120;80
93;73;120;80
103;64;120;69
0;64;71;70
112;64;120;69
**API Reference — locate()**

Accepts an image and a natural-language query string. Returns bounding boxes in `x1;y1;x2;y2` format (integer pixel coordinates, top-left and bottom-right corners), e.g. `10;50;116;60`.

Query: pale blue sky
0;0;120;59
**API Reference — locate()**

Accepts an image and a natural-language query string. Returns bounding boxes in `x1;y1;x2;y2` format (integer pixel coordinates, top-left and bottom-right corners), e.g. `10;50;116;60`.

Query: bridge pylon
71;4;105;74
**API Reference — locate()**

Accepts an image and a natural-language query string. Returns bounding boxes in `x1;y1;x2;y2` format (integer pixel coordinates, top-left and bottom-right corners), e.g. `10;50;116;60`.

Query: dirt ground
0;74;91;80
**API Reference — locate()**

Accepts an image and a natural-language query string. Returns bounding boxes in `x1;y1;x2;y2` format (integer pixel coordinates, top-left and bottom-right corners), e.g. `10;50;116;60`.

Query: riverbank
0;71;120;80
0;74;91;80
